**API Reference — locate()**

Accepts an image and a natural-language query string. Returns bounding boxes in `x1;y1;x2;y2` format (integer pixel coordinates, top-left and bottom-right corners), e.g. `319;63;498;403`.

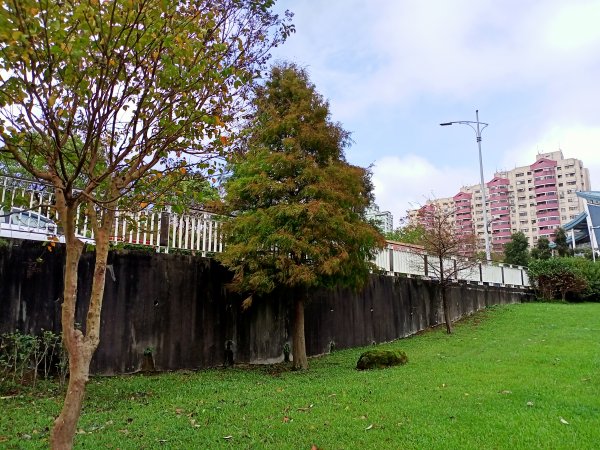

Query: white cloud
371;155;474;226
277;0;600;120
274;0;600;204
503;125;600;190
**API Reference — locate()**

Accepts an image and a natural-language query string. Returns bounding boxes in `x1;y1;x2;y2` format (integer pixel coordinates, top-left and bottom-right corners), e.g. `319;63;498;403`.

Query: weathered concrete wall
0;242;531;374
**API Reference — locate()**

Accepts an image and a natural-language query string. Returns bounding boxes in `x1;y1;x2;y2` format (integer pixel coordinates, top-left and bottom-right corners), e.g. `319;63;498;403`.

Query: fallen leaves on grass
365;424;374;430
559;417;569;425
499;390;512;395
297;404;314;412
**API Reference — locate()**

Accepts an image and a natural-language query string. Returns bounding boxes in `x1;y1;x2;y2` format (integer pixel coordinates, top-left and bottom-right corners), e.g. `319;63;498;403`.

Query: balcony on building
536;202;559;212
535;185;558;195
534;176;557;187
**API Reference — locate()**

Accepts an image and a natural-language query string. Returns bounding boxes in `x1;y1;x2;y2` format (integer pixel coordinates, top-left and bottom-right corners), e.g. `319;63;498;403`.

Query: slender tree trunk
292;296;308;370
439;257;452;334
441;288;452;334
51;202;115;449
51;200;85;449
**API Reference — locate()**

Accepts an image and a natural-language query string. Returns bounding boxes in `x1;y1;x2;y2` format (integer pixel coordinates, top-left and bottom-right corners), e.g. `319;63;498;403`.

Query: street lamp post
440;110;491;261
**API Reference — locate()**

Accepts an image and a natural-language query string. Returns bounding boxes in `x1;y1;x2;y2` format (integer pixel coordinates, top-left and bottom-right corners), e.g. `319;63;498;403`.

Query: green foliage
527;257;590;301
0;330;67;390
503;231;530;266
0;0;293;216
218;64;384;296
530;236;552;260
356;349;408;370
385;224;426;245
553;227;572;257
573;258;600;301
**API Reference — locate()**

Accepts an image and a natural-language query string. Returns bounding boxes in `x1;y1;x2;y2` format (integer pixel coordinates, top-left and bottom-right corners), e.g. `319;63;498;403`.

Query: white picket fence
0;174;530;287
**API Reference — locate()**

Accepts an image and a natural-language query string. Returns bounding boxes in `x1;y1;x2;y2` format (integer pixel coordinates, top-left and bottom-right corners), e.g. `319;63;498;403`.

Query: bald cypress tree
218;64;384;369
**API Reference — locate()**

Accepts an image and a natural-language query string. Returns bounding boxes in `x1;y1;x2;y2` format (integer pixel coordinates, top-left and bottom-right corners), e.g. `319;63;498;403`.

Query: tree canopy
218;63;384;368
0;1;291;447
415;204;477;333
385;223;426;245
503;231;530;266
531;236;552;260
553;227;571;257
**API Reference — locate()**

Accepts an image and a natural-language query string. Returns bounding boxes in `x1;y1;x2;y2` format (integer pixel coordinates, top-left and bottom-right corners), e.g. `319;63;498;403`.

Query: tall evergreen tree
218;64;384;369
504;231;530;266
531;236;552;260
553;227;571;257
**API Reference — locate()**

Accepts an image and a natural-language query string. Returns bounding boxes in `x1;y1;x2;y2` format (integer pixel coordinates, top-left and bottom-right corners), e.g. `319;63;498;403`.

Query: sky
270;0;600;228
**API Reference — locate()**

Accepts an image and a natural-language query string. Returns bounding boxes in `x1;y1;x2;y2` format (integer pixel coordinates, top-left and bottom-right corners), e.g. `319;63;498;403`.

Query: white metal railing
374;247;530;288
1;174;530;287
0;174;222;255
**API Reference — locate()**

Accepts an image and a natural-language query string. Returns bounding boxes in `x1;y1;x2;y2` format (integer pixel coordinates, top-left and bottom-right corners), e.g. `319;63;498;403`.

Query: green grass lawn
2;302;599;449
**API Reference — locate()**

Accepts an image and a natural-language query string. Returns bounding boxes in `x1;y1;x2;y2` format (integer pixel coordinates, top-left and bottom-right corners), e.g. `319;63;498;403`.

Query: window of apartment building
567;181;577;185
561;216;567;220
557;167;561;171
515;173;524;177
561;207;566;212
570;215;578;219
522;228;529;232
516;180;525;185
519;212;527;217
559;183;563;187
527;171;531;175
557;175;562;178
569;206;578;211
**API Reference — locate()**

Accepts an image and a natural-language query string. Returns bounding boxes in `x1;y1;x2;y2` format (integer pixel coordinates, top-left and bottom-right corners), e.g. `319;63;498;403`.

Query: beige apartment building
409;150;591;253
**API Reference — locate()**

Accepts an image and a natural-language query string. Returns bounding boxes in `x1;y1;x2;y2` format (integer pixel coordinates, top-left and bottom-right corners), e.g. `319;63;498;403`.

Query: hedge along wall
0;242;532;375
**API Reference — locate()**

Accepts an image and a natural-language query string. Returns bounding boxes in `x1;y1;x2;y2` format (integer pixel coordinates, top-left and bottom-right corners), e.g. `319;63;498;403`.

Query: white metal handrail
1;174;530;287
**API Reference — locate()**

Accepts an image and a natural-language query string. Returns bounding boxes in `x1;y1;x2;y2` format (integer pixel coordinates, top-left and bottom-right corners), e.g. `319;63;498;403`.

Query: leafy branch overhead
0;1;292;448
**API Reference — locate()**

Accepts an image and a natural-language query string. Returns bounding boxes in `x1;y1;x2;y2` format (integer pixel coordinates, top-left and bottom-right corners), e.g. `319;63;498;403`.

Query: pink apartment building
409;150;591;253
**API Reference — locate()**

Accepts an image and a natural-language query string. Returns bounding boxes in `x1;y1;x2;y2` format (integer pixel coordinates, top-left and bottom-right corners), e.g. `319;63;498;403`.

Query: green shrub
356;349;408;370
527;257;600;302
0;330;68;390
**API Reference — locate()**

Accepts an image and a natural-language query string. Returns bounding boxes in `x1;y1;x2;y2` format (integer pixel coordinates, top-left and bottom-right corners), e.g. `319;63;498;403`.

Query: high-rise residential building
408;150;591;252
366;204;394;233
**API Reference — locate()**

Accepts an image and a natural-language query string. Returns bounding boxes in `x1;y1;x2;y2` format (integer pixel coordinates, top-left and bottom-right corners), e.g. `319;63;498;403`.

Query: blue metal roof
576;191;600;203
562;211;587;231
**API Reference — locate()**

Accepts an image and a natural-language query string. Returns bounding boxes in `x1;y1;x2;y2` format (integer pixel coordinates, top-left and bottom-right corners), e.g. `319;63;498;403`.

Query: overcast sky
271;0;600;227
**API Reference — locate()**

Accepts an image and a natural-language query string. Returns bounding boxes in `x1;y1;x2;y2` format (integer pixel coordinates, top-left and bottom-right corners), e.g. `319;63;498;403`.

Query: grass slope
2;303;599;449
